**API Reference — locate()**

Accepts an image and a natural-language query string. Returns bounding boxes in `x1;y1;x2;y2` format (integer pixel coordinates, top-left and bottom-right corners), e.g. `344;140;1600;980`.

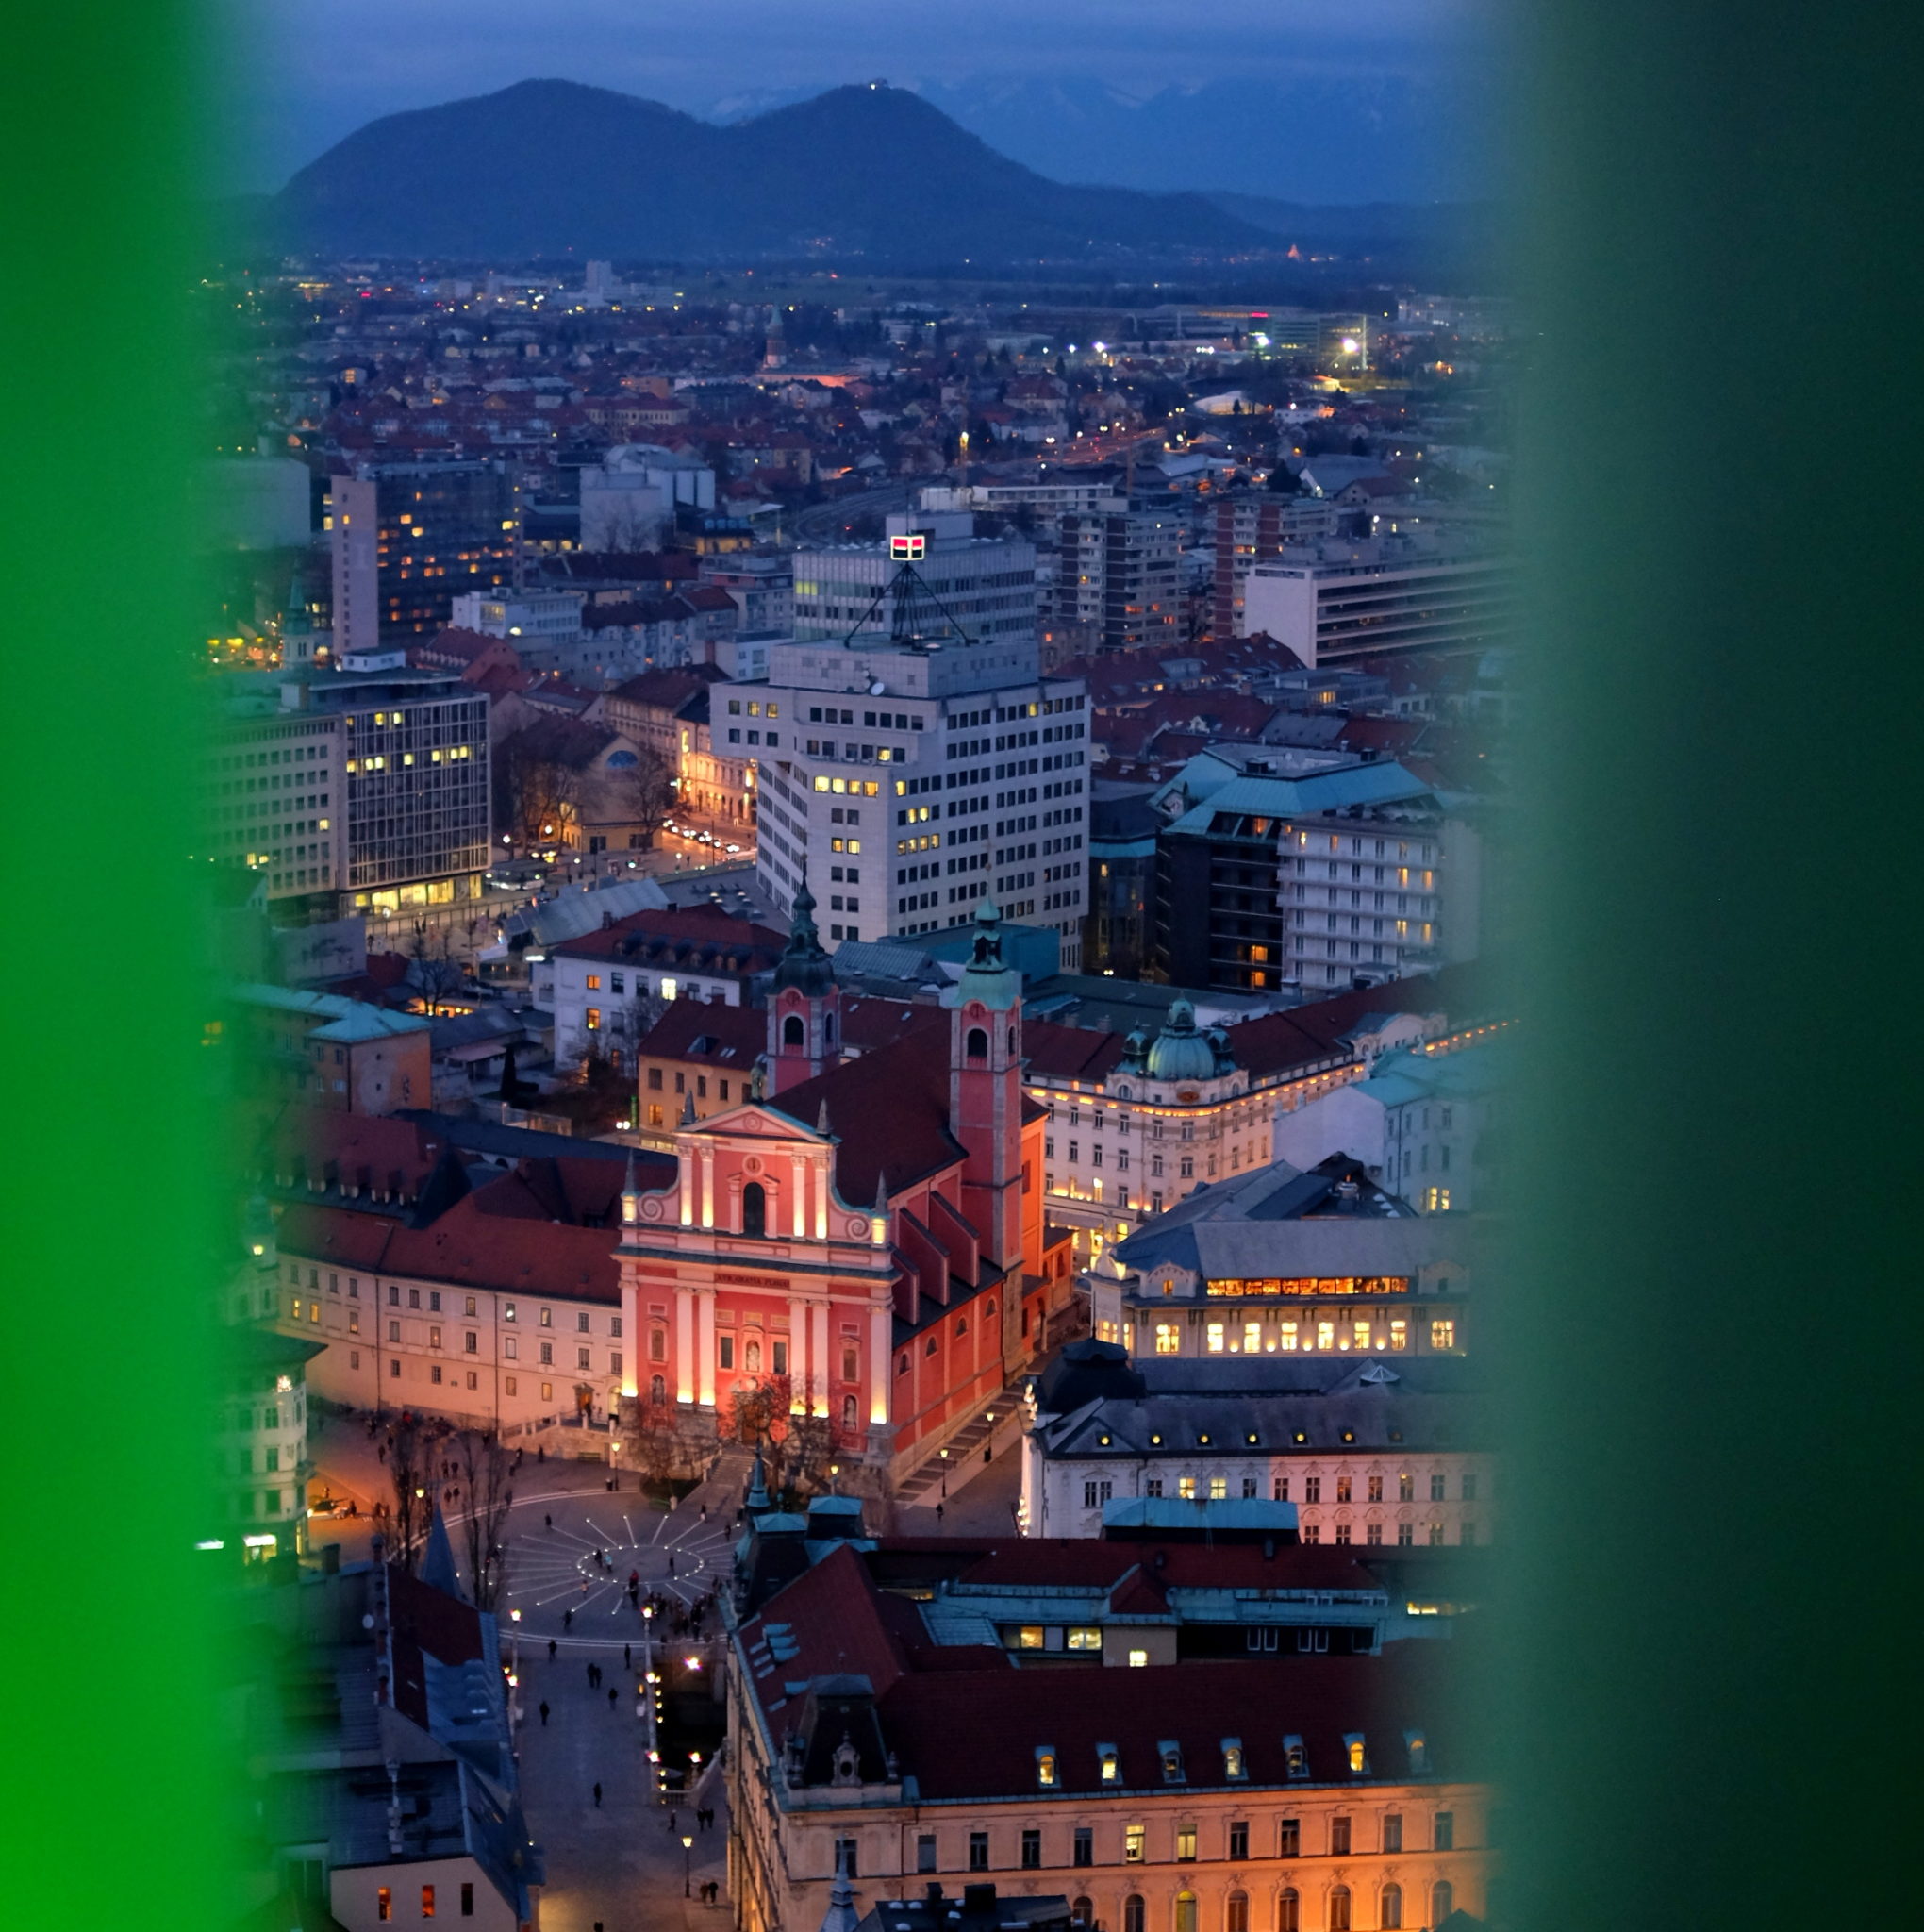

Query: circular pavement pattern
488;1488;735;1644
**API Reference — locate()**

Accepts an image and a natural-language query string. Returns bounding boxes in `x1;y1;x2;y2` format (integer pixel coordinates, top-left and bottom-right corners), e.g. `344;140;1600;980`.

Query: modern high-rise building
1208;491;1336;641
329;459;523;652
1052;505;1183;653
1151;749;1480;995
792;512;1037;653
201;689;349;915
285;669;492;915
750;538;1090;967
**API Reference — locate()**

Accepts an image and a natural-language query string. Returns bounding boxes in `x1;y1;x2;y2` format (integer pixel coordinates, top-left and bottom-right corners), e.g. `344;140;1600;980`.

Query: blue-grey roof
1112;1157;1465;1284
1036;1358;1487;1460
1160;764;1435;839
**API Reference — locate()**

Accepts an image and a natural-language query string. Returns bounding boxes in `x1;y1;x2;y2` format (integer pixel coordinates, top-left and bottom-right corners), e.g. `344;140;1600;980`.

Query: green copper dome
1145;998;1219;1082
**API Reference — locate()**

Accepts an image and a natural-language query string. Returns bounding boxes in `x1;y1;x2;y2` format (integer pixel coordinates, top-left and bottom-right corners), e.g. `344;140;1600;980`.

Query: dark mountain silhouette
272;78;1270;264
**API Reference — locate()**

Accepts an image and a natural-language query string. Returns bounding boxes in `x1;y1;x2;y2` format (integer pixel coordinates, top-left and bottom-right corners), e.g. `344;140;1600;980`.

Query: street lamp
682;1833;694;1897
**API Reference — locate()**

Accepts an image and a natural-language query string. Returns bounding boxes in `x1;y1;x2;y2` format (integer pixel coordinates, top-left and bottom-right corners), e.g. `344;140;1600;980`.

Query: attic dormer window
1037;1748;1058;1788
1098;1744;1120;1784
1405;1731;1429;1773
1222;1739;1246;1780
1160;1742;1185;1784
1285;1735;1308;1779
1346;1734;1368;1774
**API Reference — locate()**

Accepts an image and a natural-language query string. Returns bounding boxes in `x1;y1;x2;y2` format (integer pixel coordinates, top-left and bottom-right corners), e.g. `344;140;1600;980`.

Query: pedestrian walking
548;1638;557;1661
623;1643;632;1669
544;1512;553;1531
668;1553;676;1576
935;1502;944;1524
564;1608;573;1629
593;1780;603;1808
539;1700;550;1727
607;1685;618;1710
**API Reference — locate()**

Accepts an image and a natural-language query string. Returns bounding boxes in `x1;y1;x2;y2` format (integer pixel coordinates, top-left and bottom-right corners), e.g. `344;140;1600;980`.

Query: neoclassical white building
1020;1344;1492;1549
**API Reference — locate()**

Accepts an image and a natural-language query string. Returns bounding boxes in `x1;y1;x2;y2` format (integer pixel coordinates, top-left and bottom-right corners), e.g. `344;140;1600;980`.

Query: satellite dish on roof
869;680;886;695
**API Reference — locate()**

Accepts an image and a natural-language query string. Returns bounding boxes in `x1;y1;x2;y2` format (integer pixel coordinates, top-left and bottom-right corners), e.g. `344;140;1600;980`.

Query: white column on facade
676;1286;695;1405
620;1276;639;1399
790;1153;808;1237
813;1156;829;1241
678;1148;694;1226
868;1303;890;1425
700;1146;716;1229
788;1297;809;1414
811;1302;831;1418
697;1291;717;1408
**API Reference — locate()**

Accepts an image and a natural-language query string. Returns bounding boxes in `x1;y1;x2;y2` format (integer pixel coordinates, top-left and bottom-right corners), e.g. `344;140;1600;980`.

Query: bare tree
386;1414;431;1574
607;743;677;847
494;733;581;850
406;921;467;1016
451;1427;516;1609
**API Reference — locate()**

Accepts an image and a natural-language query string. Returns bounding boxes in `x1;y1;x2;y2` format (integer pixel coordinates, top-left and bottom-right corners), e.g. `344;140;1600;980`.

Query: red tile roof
765;1025;964;1205
1022;1017;1128;1084
740;1539;1472;1801
549;905;788;969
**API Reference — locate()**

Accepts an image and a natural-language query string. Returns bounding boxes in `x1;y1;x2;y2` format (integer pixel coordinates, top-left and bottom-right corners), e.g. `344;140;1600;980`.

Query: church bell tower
768;879;841;1096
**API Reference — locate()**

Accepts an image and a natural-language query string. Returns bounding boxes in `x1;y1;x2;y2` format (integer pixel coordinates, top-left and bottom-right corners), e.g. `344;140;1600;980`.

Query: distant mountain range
270;79;1274;268
707;73;1500;208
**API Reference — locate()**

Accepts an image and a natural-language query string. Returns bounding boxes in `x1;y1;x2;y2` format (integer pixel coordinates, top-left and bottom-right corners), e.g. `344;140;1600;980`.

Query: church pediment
688;1102;830;1147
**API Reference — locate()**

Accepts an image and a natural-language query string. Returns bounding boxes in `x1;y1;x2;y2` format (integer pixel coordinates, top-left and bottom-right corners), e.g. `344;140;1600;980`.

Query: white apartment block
1272;1027;1512;1216
1239;540;1517;666
449;587;585;641
201;701;348;908
750;629;1090;966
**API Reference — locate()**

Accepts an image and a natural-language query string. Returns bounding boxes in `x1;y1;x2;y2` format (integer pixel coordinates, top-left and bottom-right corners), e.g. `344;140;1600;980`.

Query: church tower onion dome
947;901;1020;1013
1145;997;1220;1082
771;879;836;996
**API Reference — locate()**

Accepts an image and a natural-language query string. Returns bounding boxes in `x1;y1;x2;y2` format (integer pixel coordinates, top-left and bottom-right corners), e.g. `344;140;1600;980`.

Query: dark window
1434;1812;1454;1851
1277;1894;1299;1932
1227;1897;1249;1932
1383;1815;1402;1855
1331;1818;1352;1857
967;1025;988;1060
1073;1827;1093;1867
1229;1822;1249;1861
837;1839;858;1879
1279;1820;1301;1858
1431;1886;1452;1927
918;1835;937;1874
1329;1890;1351;1932
1381;1887;1402;1931
459;1882;474;1918
1021;1829;1041;1870
742;1182;767;1238
784;1013;805;1047
1125;1900;1146;1932
969;1832;989;1872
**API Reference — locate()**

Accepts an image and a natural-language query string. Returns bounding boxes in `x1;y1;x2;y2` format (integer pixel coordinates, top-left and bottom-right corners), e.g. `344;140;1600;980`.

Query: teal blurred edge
1501;4;1924;1931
